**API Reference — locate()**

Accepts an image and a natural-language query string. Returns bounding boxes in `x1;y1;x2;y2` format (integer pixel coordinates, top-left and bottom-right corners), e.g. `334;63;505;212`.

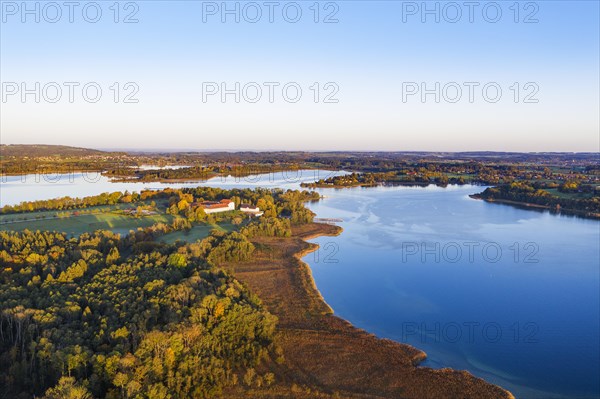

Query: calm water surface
1;174;598;398
0;170;340;207
303;185;600;399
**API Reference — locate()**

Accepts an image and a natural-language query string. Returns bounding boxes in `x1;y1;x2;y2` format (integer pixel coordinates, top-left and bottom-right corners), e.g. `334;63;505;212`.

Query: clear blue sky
1;1;598;151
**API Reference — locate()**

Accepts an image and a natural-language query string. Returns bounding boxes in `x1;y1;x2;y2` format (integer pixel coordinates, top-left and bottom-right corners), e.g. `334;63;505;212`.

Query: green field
1;207;239;242
0;205;118;224
0;211;173;237
0;198;243;241
0;200;177;236
159;223;237;244
544;188;594;199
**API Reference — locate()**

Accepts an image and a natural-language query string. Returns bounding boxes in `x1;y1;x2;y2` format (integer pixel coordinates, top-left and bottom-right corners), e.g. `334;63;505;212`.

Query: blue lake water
303;185;600;399
0;170;341;208
1;172;598;398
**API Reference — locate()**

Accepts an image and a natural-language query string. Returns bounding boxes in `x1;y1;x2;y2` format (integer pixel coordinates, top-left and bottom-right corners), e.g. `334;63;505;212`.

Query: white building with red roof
194;199;235;214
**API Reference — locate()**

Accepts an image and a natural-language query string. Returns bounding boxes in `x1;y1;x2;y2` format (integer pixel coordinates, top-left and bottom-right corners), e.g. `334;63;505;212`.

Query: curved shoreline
293;241;336;316
296;223;515;398
470;194;600;220
296;231;430;370
228;222;515;398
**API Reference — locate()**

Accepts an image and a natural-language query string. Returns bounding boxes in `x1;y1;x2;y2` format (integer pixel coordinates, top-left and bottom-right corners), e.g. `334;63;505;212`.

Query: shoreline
301;181;488;189
295;226;431;370
227;222;515;398
1;167;337;185
305;182;600;221
470;194;600;220
292;240;336;316
296;223;515;398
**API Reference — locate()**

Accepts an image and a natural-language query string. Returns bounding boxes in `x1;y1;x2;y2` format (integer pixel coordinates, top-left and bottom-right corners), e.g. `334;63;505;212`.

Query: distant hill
0;144;106;157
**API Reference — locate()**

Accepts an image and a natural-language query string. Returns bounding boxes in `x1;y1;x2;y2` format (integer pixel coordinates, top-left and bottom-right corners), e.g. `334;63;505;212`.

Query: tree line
477;181;600;217
0;186;324;398
0;227;276;398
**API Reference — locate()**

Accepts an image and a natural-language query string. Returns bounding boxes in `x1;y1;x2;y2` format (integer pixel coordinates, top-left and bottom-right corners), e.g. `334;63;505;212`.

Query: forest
475;181;600;217
0;186;323;398
0;227;278;398
3;145;598;186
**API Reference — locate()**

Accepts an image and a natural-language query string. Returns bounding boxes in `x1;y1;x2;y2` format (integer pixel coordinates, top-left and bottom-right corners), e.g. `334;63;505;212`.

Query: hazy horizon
2;143;600;155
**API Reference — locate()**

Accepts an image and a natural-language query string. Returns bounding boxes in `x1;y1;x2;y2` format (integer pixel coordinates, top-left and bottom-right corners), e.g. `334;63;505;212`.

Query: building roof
193;199;233;209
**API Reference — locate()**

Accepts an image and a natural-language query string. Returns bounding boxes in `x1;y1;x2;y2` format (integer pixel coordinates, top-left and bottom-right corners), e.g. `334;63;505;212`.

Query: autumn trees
477;181;600;216
0;185;328;397
0;227;277;398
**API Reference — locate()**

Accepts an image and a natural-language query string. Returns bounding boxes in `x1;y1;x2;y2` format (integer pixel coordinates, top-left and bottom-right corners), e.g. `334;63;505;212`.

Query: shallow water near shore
1;173;598;398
